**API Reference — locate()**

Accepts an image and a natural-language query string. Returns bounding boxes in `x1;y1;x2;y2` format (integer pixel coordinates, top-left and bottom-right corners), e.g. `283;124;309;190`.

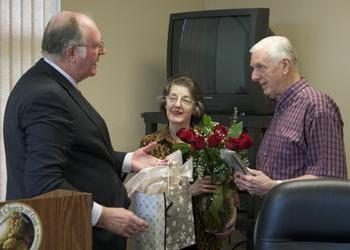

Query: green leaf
209;186;224;213
203;114;212;127
172;143;191;153
201;114;214;136
228;121;243;138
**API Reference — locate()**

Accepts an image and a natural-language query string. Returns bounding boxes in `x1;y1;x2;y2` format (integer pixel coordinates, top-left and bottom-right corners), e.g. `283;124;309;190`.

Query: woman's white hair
250;36;298;68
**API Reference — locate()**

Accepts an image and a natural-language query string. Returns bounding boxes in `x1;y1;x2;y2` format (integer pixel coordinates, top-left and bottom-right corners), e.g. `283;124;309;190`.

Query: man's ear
281;58;292;75
65;45;77;63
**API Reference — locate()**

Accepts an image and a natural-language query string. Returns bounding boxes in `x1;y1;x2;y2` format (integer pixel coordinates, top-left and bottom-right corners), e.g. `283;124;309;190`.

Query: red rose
207;133;222;147
176;128;187;140
213;124;228;136
176;128;196;144
225;137;240;151
192;135;206;150
238;133;253;149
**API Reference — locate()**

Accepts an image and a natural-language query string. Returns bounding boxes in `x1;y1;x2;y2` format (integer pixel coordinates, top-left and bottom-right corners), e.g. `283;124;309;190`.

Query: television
167;8;275;115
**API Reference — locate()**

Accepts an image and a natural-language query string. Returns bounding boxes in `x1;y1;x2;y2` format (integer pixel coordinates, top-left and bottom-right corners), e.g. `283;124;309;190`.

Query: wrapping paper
125;150;193;196
132;193;166;249
125;150;196;250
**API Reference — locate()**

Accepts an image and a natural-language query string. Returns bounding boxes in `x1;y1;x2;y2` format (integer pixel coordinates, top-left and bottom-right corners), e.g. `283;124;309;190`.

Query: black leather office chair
254;179;350;250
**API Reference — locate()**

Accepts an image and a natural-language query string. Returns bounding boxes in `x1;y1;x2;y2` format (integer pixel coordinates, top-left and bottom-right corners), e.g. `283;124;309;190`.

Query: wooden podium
0;189;92;250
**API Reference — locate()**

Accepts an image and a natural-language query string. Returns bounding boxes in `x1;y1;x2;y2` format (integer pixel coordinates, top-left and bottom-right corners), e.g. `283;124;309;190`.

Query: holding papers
221;149;250;175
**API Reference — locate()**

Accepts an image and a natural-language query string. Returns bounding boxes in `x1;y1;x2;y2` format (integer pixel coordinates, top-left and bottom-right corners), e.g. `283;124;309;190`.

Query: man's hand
234;168;277;196
189;176;218;197
131;142;168;172
96;206;148;238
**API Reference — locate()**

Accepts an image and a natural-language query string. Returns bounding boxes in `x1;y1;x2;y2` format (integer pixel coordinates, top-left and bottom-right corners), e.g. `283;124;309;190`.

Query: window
0;0;60;200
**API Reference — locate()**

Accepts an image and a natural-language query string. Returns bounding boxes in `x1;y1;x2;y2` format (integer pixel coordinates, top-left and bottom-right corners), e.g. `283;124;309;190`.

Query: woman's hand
189;176;218;197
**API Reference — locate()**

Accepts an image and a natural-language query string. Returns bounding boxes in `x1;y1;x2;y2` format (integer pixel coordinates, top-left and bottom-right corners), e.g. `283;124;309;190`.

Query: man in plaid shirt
234;36;347;196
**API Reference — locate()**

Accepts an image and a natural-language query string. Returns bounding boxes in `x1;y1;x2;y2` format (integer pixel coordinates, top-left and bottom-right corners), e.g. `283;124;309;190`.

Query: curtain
0;0;60;201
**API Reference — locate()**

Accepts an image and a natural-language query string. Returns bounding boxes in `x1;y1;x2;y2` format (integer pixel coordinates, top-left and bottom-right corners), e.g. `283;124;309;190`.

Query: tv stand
141;111;272;250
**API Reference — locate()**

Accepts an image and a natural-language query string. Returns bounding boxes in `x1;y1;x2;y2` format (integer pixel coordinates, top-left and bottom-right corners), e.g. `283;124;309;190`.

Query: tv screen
167;8;275;115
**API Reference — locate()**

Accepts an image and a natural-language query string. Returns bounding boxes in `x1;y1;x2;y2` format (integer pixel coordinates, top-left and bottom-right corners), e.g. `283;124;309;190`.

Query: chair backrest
254;179;350;250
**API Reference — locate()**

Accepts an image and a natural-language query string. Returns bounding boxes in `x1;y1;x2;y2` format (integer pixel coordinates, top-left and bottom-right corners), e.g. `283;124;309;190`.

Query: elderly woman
140;75;237;250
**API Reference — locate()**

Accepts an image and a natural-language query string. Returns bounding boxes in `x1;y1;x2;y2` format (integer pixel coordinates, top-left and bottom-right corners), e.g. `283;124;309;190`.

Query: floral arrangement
173;108;253;232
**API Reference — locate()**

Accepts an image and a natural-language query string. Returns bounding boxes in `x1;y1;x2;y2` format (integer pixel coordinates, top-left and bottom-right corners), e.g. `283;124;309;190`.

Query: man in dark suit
3;11;164;250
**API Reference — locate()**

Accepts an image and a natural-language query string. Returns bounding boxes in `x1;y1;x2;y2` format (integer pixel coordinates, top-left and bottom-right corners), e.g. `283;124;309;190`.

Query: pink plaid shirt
257;79;347;180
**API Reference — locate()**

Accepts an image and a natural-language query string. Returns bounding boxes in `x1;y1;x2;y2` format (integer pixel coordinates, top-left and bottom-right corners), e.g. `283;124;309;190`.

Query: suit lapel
68;87;114;153
39;59;115;154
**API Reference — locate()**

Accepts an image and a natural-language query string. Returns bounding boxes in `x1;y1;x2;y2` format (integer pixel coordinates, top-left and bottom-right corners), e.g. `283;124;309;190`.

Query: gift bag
132;192;166;250
164;183;196;249
125;151;196;250
132;185;195;250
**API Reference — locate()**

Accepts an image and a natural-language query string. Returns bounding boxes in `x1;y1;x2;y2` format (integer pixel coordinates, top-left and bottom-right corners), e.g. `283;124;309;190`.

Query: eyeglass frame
75;41;105;50
165;95;195;107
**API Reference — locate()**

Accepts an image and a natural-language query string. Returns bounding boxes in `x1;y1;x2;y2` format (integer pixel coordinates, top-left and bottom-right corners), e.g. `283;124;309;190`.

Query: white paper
125;150;193;196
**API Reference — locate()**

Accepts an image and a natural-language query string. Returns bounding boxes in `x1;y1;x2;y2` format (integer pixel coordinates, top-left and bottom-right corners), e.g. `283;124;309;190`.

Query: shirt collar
152;128;182;145
43;58;78;89
275;78;308;112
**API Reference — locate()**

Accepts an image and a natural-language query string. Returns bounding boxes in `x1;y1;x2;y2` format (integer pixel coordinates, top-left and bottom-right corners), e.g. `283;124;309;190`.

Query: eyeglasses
76;41;104;50
166;95;194;107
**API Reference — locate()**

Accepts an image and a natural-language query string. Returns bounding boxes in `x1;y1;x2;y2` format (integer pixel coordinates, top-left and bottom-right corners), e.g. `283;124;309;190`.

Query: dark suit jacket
4;58;130;250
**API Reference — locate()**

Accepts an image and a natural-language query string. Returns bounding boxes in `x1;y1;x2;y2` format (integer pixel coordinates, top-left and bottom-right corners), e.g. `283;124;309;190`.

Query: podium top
33;189;91;200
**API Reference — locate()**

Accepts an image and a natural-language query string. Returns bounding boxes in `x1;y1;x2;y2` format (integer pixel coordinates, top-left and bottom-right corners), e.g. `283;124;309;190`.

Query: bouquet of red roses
174;110;253;232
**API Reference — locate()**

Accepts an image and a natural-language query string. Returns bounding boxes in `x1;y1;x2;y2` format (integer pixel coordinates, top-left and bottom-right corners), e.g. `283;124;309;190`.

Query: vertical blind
0;0;60;201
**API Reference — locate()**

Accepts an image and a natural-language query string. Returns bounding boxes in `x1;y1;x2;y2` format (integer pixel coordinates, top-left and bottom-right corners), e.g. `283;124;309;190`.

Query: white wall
62;0;350;172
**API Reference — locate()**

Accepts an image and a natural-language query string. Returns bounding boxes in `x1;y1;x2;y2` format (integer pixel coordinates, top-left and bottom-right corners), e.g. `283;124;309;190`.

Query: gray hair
160;75;205;126
41;11;86;57
250;36;298;68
